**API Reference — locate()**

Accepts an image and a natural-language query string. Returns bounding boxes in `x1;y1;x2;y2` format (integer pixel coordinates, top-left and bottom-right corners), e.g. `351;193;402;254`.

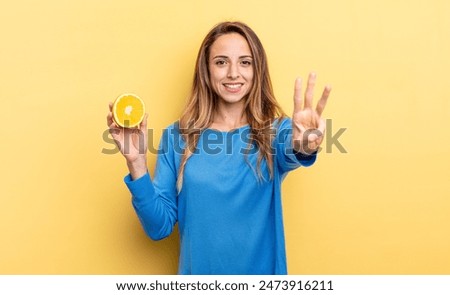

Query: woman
107;21;331;274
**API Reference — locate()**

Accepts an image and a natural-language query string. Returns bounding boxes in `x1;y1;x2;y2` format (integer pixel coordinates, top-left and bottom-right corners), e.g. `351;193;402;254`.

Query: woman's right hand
107;102;148;179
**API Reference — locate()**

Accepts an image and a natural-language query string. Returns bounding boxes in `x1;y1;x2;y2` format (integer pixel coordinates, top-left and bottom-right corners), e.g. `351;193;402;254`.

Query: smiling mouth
223;83;243;90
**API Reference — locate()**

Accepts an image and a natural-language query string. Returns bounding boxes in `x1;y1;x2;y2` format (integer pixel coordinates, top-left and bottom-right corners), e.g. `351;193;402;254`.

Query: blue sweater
124;118;316;274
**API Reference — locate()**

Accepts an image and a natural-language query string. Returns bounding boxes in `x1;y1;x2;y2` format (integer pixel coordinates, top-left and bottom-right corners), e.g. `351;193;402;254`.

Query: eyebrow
212;55;253;59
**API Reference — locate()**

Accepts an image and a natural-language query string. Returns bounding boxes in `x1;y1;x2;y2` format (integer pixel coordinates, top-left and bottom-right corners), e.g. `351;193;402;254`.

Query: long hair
177;21;285;192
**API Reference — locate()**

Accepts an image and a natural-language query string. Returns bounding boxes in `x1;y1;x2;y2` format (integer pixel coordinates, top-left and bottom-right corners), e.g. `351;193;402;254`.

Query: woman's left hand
292;72;331;154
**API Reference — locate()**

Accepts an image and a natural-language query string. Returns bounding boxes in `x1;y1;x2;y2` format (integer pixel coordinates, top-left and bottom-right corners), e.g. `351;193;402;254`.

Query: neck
211;100;248;131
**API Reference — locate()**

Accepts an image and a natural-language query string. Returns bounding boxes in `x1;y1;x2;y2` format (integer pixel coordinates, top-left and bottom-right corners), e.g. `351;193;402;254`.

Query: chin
220;95;246;104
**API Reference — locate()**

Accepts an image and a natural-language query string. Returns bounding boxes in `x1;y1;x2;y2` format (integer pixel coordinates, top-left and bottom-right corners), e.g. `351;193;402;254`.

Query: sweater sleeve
124;125;179;241
274;118;317;175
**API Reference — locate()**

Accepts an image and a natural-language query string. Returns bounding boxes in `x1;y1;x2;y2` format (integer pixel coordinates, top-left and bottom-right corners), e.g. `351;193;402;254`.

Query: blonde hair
177;21;285;192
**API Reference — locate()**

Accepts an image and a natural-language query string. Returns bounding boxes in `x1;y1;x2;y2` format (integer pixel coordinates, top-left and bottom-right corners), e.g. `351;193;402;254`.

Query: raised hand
107;102;148;179
292;72;331;154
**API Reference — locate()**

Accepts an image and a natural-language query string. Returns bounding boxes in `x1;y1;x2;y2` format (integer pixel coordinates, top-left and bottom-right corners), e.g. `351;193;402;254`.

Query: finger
140;113;148;133
107;112;113;127
314;119;325;148
314;118;326;146
108;124;121;144
307;131;319;143
304;72;316;109
108;121;120;133
316;85;331;116
317;117;326;137
107;102;115;127
293;77;303;113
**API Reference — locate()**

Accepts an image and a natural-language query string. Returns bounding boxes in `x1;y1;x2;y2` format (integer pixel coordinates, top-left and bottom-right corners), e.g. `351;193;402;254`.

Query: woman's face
208;33;254;105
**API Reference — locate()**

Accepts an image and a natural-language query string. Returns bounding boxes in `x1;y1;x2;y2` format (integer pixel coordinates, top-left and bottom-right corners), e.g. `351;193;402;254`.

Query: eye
214;60;227;66
241;59;252;66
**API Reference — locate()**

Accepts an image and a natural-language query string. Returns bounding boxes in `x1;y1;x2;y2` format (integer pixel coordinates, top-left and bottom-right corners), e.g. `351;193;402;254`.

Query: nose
227;63;240;79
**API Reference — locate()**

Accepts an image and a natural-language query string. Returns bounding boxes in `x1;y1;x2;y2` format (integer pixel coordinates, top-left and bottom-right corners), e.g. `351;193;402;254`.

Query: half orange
112;93;145;128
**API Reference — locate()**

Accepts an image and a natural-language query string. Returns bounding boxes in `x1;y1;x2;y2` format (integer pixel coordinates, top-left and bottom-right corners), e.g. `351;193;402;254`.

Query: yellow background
1;0;449;274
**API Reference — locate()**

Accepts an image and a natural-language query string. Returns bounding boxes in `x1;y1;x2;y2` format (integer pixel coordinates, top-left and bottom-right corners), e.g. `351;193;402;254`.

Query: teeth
224;84;242;89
